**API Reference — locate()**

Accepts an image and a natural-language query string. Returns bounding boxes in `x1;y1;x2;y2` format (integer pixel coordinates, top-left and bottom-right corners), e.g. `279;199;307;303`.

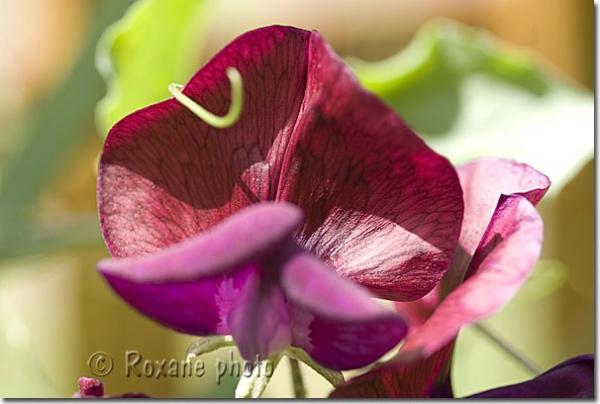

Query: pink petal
277;31;464;301
329;342;454;398
281;251;408;370
400;194;544;358
395;285;440;335
447;159;550;287
98;26;311;258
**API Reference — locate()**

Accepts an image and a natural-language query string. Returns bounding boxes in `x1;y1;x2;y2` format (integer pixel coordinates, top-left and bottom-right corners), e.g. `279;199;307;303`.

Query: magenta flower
72;377;149;398
96;25;464;370
331;158;563;397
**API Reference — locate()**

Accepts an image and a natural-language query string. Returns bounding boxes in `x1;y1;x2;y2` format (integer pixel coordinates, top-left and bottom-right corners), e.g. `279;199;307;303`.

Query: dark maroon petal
98;26;311;258
281;251;408;370
97;202;302;283
227;269;292;361
468;355;594;398
400;195;543;358
277;31;464;301
329;342;454;398
445;159;550;288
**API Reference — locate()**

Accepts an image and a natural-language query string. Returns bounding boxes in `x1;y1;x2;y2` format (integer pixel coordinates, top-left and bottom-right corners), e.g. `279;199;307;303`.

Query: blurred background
0;0;593;398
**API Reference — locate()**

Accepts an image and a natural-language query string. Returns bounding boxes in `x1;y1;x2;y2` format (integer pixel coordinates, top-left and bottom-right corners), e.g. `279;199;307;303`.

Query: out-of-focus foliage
350;19;593;195
95;0;213;136
0;1;135;260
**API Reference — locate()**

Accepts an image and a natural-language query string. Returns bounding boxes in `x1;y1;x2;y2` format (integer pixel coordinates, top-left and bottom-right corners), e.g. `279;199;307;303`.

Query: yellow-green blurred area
0;0;593;398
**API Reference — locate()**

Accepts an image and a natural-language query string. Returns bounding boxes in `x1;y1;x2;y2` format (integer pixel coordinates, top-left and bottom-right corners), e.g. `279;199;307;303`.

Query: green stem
288;357;306;398
474;323;542;375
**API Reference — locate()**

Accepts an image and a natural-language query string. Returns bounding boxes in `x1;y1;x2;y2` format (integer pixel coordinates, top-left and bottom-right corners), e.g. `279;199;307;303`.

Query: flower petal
227;270;292;361
281;251;408;370
100;265;254;336
98;26;311;258
97;202;302;283
400;194;543;358
97;203;302;336
278;31;464;301
467;355;594;398
329;342;454;398
447;158;550;286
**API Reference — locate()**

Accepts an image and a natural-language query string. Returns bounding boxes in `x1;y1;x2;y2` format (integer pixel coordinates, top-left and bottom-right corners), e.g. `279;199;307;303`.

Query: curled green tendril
168;67;243;128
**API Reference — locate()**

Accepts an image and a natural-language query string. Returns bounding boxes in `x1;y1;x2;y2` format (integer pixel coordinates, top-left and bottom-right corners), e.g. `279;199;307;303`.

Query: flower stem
288;357;306;398
474;323;542;375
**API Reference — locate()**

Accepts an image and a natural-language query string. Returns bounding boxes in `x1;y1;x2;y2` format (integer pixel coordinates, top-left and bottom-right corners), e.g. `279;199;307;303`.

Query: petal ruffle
277;31;464;301
281;251;408;370
446;158;550;287
399;194;543;358
467;355;594;398
98;26;311;258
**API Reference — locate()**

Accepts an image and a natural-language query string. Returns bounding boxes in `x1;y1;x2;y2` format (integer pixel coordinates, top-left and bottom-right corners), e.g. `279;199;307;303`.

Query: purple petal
281;251;408;370
329;342;454;398
98;26;311;258
227;269;292;361
468;355;594;398
97;202;302;283
277;32;464;301
101;265;255;336
446;159;550;287
97;203;302;336
400;194;543;358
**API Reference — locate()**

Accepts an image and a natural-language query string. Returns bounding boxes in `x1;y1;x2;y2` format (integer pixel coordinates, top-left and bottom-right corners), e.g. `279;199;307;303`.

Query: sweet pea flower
95;25;464;370
331;159;563;397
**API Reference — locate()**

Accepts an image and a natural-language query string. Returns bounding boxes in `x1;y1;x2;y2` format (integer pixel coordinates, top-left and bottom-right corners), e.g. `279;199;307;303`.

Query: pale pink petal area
395;286;440;335
281;252;408;370
450;159;550;278
399;194;543;358
97;202;302;283
98;26;311;258
278;31;464;301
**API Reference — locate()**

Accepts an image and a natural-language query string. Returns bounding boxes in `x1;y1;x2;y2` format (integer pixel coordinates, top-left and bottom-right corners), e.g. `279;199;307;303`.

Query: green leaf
350;19;593;196
95;0;214;136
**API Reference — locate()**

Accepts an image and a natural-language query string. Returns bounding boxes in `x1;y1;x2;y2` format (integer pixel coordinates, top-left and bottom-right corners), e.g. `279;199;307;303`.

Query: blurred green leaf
350;19;593;196
95;0;213;136
506;260;568;307
0;0;134;227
